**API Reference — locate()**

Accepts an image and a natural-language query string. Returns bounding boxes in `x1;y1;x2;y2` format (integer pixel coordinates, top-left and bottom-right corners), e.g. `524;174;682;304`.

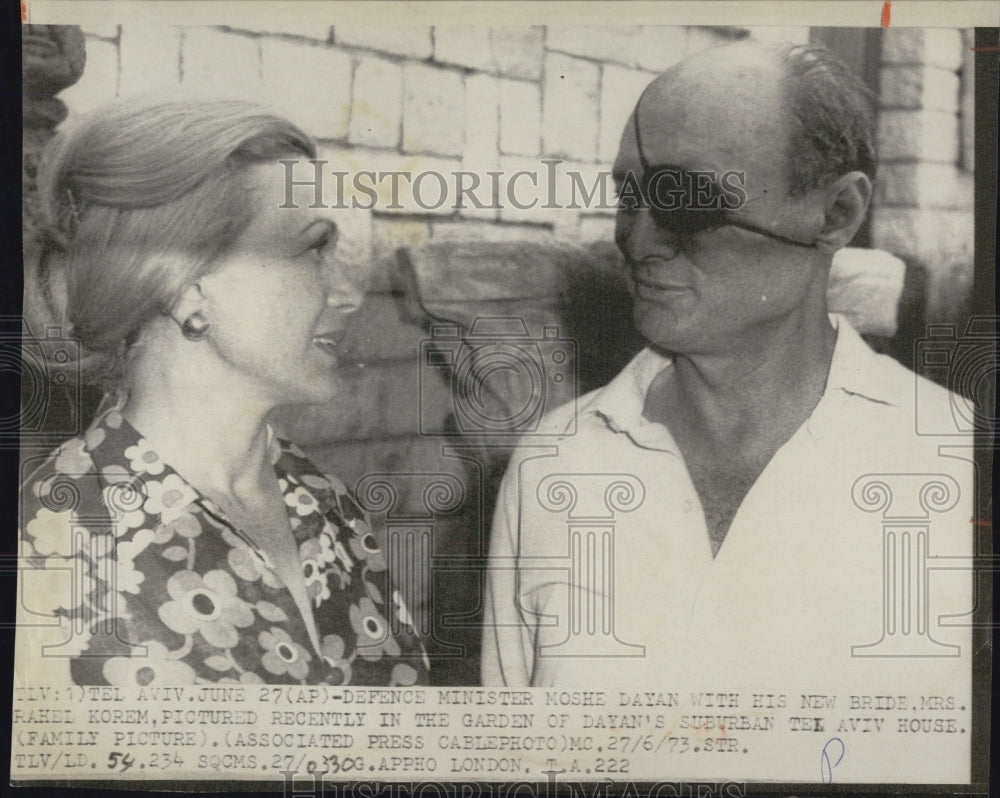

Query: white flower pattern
19;410;428;685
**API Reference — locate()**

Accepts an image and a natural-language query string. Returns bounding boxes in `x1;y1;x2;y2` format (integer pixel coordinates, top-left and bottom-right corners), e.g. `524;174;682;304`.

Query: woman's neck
121;354;275;501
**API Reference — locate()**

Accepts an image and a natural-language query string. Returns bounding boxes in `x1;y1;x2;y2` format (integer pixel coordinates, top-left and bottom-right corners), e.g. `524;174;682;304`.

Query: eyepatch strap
633;84;653;175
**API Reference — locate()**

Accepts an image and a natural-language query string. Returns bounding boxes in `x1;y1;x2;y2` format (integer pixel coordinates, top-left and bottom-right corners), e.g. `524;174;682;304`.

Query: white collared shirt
482;316;973;777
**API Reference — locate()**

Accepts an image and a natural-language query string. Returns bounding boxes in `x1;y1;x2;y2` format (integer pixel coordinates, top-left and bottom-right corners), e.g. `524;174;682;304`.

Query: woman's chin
268;373;340;409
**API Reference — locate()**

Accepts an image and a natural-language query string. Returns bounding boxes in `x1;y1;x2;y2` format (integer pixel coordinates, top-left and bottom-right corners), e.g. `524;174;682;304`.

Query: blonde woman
20;97;427;686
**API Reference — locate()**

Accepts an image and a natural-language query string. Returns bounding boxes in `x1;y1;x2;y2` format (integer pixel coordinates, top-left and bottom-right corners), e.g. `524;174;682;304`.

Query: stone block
491;26;544;81
826;247;906;336
499;79;541;157
883;28;964;70
403;63;465;158
118;25;181;96
60;37;119;116
462;74;501;221
875;162;973;209
226;22;331;41
181;27;261;99
577;214;617;243
429;220;554;244
323;145;462;217
599;65;656;163
261;39;352;140
871;207;974;268
334;26;432;59
434;26;493;72
880;65;960;111
541;52;599;161
350;55;403;149
871;207;922;260
80;22;119;39
925;261;973;323
877;109;960;163
555;159;616;213
464;74;500;165
370;217;432;292
960;30;975;173
636;26;688;72
339;292;428;364
882;29;920;64
496;154;559;226
546;26;641;67
272;359;425;443
922;29;965;71
880;65;923;109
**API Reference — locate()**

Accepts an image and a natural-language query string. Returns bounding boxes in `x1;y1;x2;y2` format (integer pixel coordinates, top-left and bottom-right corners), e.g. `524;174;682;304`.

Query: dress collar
81;403;332;539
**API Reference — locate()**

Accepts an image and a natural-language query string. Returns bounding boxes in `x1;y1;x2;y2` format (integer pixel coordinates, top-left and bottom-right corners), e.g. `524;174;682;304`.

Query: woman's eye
306;227;337;264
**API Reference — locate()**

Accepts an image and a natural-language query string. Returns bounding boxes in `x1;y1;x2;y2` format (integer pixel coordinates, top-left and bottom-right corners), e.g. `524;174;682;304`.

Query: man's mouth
632;274;689;293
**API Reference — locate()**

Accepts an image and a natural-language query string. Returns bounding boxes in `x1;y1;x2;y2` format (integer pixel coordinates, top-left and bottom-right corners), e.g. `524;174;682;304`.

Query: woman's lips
311;330;345;358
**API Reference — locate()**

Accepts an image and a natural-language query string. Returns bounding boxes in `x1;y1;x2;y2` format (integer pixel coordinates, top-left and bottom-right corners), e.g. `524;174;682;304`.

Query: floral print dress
19;404;429;686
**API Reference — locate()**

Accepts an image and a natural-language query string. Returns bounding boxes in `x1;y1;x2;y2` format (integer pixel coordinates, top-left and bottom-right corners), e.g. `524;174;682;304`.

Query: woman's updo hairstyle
35;95;316;385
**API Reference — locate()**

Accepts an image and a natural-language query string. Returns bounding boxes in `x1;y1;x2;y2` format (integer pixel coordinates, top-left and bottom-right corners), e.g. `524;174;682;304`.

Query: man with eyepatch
481;43;973;776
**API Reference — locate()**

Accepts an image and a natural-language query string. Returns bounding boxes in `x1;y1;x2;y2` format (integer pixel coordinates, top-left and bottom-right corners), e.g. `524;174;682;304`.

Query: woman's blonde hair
35;95;316;385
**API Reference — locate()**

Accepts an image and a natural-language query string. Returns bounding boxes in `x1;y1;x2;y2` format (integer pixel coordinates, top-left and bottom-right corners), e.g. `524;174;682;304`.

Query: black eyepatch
625;96;816;248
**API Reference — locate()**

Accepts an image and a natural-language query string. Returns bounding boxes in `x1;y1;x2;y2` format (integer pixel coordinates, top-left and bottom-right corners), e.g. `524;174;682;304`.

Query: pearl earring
181;312;210;341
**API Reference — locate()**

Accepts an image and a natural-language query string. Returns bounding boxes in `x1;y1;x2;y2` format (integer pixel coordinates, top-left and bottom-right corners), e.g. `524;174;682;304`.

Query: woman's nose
324;267;365;315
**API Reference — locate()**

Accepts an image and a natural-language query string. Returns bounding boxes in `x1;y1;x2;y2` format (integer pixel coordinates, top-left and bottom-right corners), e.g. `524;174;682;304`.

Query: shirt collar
822;314;902;406
586;313;901;439
587;347;675;448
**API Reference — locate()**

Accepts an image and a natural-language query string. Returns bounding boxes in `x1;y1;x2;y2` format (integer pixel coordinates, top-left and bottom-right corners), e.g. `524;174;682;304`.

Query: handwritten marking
970;46;999;52
881;0;892;27
21;0;27;22
820;737;845;783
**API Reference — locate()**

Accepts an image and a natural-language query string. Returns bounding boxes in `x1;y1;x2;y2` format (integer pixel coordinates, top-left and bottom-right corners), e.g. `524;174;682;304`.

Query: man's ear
813;171;873;253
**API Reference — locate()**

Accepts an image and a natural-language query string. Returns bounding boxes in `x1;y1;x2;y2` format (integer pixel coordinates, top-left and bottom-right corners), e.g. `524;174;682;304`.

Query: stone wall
871;28;976;324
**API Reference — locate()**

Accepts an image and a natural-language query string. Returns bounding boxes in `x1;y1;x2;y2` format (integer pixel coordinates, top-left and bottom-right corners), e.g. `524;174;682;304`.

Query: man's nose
627;209;683;260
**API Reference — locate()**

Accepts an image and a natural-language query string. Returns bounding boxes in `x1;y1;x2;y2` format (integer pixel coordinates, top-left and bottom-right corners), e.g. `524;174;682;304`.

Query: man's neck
645;311;838;450
643;311;838;557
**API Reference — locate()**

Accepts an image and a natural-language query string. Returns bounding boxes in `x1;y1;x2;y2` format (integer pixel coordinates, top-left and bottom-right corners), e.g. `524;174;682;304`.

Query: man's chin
634;306;693;353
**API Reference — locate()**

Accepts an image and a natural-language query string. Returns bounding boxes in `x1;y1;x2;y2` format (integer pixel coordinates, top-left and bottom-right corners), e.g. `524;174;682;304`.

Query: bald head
630;41;876;197
648;40;785;108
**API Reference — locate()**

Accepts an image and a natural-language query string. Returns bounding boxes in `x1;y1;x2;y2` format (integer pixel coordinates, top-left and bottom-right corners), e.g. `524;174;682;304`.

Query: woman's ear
812;171;873;253
170;282;207;329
